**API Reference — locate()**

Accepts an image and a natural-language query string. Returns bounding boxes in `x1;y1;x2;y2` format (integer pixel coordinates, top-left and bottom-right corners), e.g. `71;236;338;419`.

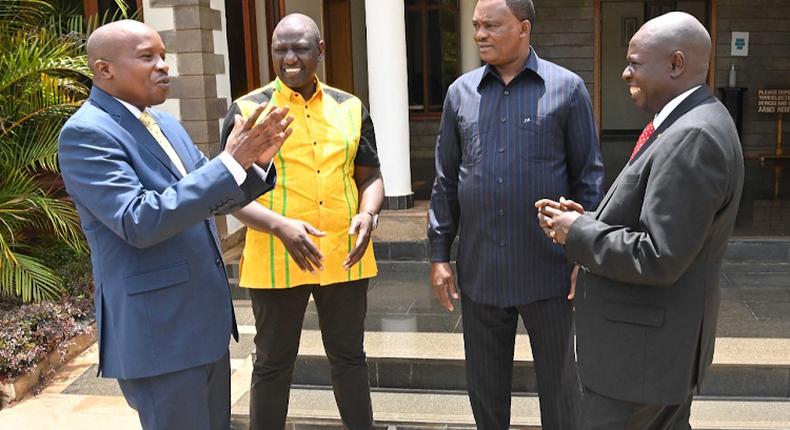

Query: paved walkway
1;261;789;429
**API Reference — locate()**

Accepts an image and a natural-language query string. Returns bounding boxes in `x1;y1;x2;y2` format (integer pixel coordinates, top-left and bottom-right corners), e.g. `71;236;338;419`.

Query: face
271;25;324;99
472;0;529;67
622;30;674;114
103;27;170;110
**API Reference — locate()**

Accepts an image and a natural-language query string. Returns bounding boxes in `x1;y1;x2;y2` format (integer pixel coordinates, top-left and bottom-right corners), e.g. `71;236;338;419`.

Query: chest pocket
458;121;488;167
518;116;561;162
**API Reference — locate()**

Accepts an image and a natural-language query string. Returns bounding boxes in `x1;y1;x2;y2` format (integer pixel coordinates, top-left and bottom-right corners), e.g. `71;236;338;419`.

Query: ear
93;59;112;80
317;40;326;62
520;19;532;39
669;51;685;78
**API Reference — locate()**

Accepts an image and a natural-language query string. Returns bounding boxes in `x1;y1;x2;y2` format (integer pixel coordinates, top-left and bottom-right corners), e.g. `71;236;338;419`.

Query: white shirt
652;85;702;129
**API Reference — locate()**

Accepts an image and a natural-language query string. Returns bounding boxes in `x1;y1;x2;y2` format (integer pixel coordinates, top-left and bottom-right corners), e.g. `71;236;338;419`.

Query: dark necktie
629;121;655;161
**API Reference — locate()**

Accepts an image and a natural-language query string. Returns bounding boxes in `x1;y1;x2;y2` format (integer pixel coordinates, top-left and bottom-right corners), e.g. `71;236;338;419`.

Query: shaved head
273;13;321;45
87;20;153;74
637;12;711;85
623;11;711;113
86;20;170;109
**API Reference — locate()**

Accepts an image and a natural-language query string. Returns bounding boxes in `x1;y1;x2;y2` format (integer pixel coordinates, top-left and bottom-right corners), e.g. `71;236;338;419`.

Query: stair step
284;331;790;398
229;386;790;430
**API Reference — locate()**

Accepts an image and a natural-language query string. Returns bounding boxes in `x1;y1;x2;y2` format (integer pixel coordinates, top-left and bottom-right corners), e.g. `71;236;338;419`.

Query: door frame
593;0;718;135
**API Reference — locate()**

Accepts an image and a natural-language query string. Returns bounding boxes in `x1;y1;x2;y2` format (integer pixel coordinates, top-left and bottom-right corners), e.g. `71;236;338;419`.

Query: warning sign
758;89;790;114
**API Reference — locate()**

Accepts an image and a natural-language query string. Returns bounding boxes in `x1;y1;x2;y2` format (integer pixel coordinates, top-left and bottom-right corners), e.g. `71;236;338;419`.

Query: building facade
80;0;790;236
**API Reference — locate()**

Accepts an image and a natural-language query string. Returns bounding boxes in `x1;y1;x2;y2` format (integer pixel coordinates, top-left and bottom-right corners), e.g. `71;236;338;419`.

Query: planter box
0;323;96;407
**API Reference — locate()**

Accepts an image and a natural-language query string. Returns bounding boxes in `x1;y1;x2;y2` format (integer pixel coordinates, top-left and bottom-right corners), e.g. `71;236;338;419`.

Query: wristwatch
363;210;379;230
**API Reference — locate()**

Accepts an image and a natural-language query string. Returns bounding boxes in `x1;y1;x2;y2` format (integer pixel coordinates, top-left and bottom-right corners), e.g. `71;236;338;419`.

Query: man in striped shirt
220;13;383;430
428;1;604;429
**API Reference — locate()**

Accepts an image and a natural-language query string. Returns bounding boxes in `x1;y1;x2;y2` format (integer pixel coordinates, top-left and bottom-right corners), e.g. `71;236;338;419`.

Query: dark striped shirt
428;49;604;307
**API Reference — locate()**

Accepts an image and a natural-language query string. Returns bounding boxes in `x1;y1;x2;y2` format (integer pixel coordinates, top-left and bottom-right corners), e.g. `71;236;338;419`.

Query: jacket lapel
594;85;714;218
88;87;185;179
628;85;714;164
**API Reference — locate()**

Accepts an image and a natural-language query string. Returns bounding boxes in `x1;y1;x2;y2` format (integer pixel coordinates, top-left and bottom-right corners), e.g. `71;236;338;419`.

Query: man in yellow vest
220;13;384;430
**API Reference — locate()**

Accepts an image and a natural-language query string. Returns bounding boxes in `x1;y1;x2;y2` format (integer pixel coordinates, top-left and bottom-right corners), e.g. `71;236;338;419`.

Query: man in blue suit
58;20;293;430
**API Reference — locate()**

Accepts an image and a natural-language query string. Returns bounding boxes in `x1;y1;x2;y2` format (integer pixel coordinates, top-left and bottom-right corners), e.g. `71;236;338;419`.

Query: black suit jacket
565;85;744;405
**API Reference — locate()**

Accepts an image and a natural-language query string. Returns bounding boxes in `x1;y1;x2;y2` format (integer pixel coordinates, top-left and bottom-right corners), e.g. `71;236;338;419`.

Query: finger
304;225;327;238
243;103;269;131
431;283;454;311
303;247;324;272
447;278;459;300
344;236;368;270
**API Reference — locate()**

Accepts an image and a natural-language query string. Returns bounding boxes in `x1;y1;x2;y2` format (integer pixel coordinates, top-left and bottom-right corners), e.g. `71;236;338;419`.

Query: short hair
505;0;535;23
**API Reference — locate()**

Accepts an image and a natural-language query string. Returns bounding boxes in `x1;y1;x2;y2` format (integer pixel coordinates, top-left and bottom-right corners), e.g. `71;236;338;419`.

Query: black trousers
248;279;373;430
118;349;231;430
578;385;693;430
462;292;580;430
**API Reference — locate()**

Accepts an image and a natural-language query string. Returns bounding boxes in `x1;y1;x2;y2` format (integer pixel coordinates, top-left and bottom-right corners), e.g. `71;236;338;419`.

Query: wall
529;0;595;98
717;0;790;157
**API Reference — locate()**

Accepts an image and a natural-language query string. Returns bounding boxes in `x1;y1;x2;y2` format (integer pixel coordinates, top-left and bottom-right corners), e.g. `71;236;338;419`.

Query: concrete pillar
144;0;235;238
364;0;413;210
145;0;228;159
460;0;481;74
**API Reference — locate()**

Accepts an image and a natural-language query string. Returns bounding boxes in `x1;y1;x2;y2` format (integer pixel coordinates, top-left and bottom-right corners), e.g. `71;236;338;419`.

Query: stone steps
230;386;790;430
286;331;790;399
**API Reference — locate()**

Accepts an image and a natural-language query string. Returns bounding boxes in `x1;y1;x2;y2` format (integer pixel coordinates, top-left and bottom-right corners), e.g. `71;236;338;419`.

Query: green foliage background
0;0;130;302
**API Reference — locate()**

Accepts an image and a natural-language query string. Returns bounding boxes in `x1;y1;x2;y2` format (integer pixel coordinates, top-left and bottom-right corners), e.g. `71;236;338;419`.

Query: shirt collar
114;97;146;119
653;85;701;129
479;47;542;87
274;76;324;102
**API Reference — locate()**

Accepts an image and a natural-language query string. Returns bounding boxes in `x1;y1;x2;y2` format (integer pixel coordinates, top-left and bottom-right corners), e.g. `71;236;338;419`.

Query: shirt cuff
218;152;272;186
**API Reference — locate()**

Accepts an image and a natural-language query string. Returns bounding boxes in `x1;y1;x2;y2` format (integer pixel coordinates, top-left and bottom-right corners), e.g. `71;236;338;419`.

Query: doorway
594;0;717;134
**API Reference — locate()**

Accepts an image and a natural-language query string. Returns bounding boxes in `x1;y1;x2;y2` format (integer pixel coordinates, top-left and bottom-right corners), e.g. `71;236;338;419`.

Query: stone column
364;0;413;210
144;0;234;238
460;0;480;74
145;0;228;158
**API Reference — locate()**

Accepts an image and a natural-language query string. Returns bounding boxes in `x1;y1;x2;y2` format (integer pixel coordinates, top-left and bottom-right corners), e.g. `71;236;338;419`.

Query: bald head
637;12;711;84
273;13;321;45
87;20;153;75
86;20;170;110
623;12;711;114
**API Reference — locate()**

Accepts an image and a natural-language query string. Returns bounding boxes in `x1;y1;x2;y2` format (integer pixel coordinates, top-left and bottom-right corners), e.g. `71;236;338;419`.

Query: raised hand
225;103;295;170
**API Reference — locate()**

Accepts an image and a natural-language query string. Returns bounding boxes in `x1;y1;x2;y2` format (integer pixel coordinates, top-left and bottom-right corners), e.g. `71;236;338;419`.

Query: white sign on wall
731;32;749;57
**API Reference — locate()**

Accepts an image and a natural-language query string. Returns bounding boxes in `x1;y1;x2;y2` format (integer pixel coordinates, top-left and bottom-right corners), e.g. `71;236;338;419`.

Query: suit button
215;258;223;267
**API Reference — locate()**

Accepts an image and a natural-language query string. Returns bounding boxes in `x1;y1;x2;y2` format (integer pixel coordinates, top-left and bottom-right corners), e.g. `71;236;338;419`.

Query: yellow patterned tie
139;111;187;176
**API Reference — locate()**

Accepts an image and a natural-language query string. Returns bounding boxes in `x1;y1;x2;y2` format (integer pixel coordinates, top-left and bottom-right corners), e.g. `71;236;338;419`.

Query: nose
473;27;487;41
157;58;169;73
284;49;298;64
622;65;632;80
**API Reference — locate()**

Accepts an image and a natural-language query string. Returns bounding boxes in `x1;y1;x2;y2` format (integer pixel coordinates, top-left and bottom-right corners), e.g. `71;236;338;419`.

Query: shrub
0;301;91;384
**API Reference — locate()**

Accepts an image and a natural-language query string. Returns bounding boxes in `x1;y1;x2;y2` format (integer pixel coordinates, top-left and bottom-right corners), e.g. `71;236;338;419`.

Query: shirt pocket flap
604;300;664;327
124;262;190;295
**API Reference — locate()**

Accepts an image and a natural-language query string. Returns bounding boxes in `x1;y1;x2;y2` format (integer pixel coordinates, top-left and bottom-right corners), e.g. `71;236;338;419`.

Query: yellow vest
232;78;377;288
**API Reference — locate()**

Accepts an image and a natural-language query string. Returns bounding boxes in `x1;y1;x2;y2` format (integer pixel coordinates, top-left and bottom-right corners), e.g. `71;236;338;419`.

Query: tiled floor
2;260;788;429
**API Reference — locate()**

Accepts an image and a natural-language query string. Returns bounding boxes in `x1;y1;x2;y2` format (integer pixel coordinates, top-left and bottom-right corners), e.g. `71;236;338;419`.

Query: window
405;0;460;116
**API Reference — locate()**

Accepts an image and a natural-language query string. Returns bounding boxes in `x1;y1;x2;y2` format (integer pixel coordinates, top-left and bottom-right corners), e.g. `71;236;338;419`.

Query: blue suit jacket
58;86;275;379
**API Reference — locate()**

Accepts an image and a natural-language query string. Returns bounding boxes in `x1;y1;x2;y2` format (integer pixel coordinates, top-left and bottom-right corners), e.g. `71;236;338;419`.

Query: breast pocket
459;121;488;167
518;116;561;162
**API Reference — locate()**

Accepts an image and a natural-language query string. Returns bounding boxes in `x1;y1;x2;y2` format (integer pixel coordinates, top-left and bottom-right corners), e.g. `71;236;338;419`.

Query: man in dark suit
58;20;293;430
428;1;604;429
537;12;744;429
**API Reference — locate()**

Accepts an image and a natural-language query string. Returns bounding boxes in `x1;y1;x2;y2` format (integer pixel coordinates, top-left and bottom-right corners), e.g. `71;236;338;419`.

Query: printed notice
758;89;790;114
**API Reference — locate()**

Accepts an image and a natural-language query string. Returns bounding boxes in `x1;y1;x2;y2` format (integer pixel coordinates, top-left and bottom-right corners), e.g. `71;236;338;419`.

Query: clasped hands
225;103;295;170
535;197;585;245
